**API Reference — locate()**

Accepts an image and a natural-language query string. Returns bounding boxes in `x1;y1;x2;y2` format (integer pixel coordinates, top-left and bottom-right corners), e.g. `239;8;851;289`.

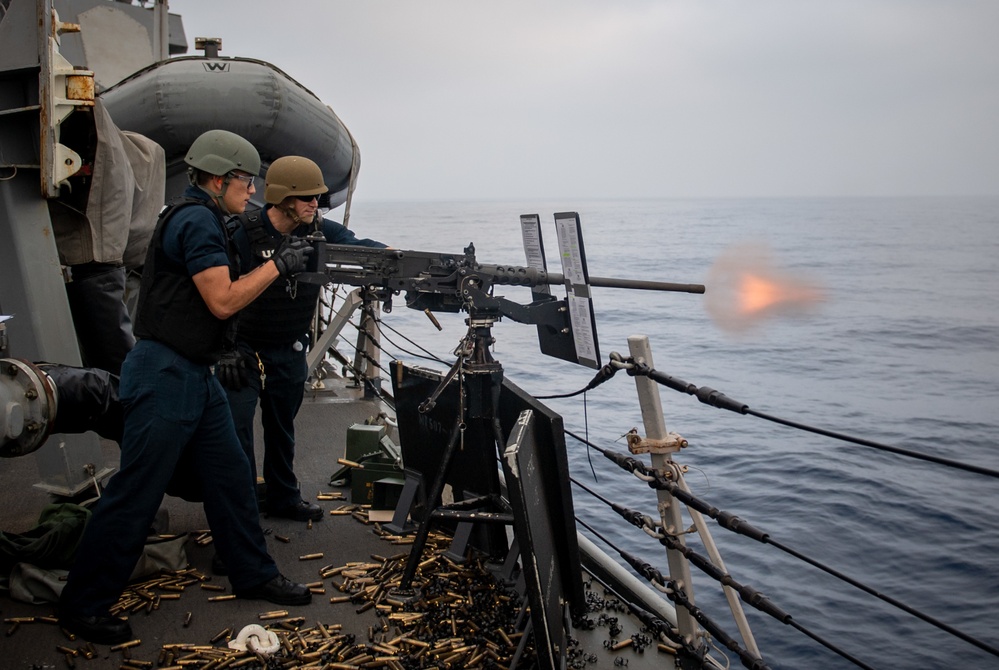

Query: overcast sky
166;0;999;201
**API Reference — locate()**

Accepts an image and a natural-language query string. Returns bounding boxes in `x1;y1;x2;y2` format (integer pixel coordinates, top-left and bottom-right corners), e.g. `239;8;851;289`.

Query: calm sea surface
342;197;999;670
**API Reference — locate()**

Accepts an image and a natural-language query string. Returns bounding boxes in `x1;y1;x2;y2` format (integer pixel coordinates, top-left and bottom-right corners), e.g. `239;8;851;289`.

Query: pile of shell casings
37;508;537;669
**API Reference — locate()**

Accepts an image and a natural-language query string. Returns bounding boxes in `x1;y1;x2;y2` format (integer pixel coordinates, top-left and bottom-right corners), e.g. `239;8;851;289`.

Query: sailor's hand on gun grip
273;237;313;277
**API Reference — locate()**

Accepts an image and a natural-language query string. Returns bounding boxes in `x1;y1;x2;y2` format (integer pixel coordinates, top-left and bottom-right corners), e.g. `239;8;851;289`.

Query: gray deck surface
1;381;672;669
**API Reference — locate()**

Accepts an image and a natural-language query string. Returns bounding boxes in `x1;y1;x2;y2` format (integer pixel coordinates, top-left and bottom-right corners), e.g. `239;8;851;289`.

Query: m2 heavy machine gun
299;217;704;370
295;213;705;669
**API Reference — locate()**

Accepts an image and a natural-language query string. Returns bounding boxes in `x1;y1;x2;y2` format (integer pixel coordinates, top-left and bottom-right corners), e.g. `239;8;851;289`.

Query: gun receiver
298;241;704;368
298;242;704;320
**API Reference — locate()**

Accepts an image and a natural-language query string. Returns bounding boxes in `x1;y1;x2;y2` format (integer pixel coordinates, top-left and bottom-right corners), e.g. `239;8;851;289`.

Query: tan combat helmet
264;156;329;204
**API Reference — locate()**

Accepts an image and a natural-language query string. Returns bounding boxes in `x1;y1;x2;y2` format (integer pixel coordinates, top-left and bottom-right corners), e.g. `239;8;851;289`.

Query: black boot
235;574;311;606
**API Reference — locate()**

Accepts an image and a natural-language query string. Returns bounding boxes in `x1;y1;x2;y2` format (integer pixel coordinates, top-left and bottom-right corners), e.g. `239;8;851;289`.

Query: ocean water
339;197;999;670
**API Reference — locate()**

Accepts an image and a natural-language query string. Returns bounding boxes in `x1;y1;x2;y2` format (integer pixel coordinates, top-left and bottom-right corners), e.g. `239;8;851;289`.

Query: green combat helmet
185;129;260;214
185;129;261;177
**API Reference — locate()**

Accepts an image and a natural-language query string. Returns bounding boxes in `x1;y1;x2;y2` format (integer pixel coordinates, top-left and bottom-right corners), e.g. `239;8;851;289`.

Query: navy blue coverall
226;209;386;513
60;188;279;619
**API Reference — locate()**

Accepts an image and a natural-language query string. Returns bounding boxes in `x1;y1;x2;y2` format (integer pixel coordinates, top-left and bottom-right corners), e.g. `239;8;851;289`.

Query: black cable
744;406;999;478
536;358;620;400
575;508;771;670
370;315;451;366
322;315;395;407
625;362;999;480
583;391;597;483
577;475;872;670
574;433;999;661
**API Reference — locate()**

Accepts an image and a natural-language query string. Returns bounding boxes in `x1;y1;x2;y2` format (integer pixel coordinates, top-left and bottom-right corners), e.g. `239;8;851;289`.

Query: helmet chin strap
274;200;322;229
197;176;234;215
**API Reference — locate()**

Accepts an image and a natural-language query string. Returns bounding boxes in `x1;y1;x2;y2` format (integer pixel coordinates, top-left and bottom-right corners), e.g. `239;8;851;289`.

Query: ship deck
1;378;673;669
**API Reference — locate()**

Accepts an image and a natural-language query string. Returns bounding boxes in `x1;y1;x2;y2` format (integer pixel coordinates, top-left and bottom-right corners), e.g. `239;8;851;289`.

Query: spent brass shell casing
316;492;343;500
258;610;289;620
110;638;142;650
299;552;324;560
207;594;236;602
274;534;291;543
210;626;233;643
183;612;193;627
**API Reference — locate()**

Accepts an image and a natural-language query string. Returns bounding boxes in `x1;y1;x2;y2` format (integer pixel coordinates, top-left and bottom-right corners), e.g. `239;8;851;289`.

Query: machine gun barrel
478;264;704;293
309;244;705;296
542;272;705;294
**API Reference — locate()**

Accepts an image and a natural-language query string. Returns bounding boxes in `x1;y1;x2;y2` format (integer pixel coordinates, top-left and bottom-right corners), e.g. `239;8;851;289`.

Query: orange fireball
705;243;825;335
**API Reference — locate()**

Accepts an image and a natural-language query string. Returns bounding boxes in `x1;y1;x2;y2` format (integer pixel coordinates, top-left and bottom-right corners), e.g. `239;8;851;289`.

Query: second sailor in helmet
217;155;387;523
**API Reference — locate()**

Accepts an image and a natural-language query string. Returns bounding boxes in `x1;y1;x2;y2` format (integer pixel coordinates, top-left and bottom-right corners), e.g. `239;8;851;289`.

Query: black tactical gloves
273;236;314;277
216;348;254;391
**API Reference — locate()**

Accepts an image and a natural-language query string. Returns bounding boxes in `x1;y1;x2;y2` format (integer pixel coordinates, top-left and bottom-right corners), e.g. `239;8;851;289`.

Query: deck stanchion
627;335;765;663
627;335;701;647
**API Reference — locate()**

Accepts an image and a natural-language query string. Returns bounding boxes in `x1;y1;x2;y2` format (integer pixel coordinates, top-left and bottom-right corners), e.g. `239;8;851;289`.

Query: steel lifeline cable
566;432;999;663
552;352;999;480
574;476;879;670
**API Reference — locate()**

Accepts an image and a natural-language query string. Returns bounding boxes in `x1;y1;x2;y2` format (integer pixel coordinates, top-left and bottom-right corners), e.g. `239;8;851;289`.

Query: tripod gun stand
298;240;705;600
393;306;516;596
